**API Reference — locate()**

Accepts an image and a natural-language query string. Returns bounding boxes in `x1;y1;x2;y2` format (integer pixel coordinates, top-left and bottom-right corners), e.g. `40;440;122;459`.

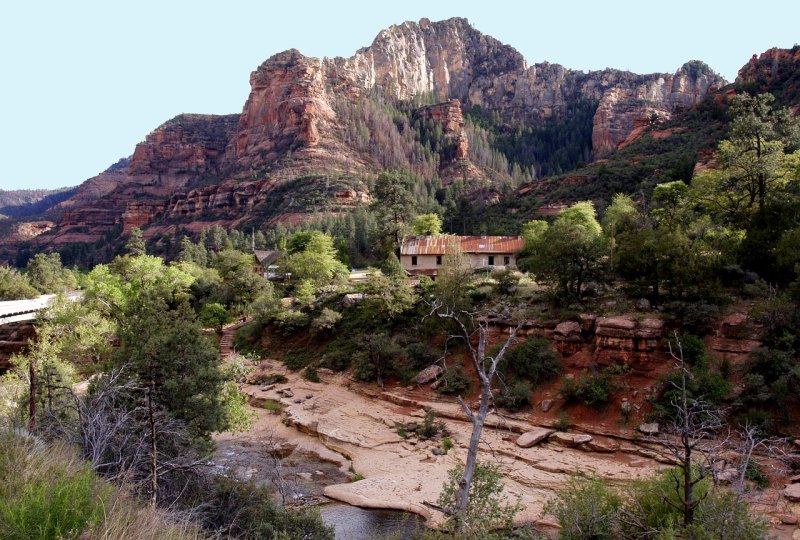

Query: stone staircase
219;318;250;359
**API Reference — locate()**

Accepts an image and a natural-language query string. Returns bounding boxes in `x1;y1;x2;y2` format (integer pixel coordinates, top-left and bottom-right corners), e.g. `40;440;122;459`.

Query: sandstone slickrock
550;432;592;447
516;428;555;448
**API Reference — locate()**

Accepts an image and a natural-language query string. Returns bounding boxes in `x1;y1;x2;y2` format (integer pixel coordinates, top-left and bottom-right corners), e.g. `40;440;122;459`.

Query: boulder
778;514;798;525
516;428;555;448
716;467;739;484
555;321;582;337
540;399;554;413
784;483;800;502
584;436;619;453
414;365;443;385
596;316;636;331
550;432;592;447
639;422;659;435
635;298;651;311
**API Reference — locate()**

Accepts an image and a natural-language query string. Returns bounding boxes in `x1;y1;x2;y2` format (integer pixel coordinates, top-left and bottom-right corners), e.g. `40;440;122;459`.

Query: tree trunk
456;383;490;520
147;386;158;507
28;358;36;433
683;439;693;526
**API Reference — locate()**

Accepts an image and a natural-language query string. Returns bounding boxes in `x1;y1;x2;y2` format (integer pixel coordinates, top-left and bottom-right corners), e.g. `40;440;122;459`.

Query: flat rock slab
596;317;636;330
550;432;592;447
516;428;555;448
784;483;800;502
639;422;659;435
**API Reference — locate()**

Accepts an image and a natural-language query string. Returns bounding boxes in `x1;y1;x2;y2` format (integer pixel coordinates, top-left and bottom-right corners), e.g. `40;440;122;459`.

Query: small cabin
252;250;284;279
399;235;524;279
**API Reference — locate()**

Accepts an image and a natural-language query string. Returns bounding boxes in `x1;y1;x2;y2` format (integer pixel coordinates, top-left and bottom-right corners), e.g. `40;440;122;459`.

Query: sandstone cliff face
10;17;728;248
736;46;800;108
233;50;336;171
47;114;239;243
592;62;724;155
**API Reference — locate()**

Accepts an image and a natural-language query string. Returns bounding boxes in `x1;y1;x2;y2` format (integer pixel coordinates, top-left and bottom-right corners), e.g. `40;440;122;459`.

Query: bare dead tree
730;422;787;495
430;302;521;529
646;333;727;527
34;369;208;506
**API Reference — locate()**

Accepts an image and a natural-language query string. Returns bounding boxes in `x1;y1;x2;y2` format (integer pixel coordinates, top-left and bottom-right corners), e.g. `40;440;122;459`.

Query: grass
262;399;283;414
0;430;203;540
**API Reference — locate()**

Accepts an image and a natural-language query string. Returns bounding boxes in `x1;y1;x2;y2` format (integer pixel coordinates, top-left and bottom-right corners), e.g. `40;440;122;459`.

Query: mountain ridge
0;17;735;261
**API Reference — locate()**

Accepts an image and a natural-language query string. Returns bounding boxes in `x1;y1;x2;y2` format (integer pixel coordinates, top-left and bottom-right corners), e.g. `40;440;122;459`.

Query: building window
488;255;495;266
436;255;442;265
504;256;510;265
411;255;418;266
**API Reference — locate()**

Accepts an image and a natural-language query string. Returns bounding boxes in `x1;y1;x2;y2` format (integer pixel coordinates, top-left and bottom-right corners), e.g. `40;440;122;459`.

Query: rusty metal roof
253;250;284;266
400;235;524;255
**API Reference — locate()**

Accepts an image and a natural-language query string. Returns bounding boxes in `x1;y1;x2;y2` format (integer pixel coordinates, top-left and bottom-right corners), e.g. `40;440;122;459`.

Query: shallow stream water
319;503;426;540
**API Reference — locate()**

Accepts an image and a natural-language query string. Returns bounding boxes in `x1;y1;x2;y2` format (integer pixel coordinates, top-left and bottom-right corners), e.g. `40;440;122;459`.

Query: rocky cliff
4;17;727;252
736;46;800;107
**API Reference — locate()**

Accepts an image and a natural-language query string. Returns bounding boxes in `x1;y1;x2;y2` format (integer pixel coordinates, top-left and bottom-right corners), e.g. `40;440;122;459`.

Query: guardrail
0;292;81;326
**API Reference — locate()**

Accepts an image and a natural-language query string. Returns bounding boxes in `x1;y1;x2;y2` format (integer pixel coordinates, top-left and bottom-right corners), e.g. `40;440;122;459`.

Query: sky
2;0;798;190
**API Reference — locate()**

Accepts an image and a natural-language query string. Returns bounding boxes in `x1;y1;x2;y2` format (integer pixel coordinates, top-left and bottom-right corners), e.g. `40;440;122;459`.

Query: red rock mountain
4;17;728;251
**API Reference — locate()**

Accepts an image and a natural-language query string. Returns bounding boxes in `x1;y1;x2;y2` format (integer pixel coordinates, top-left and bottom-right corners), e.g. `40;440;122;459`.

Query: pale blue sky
2;0;798;189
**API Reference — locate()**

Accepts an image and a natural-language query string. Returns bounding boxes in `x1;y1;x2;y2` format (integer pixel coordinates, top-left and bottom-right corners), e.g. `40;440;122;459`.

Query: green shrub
272;309;310;335
198;302;231;331
502;336;561;384
442;437;454;454
495;381;532;412
437;461;522;537
404;342;440;371
198;475;333;539
668;333;707;367
303;366;320;383
418;409;448;440
311;308;342;333
561;370;613;406
544;475;621;540
745;459;770;490
551;411;572;432
436;364;471;396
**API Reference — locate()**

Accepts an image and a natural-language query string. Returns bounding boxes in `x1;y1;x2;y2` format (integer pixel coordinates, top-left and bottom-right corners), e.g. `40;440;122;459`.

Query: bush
561;370;613;406
272;309;310;335
417;409;448;440
437;461;522;537
492;268;521;296
198;475;333;539
436;364;471;396
502;337;561;385
551;411;572;432
303;366;320;383
404;341;440;371
495;381;532;412
311;308;341;333
665;301;720;336
668;333;707;367
544;475;621;540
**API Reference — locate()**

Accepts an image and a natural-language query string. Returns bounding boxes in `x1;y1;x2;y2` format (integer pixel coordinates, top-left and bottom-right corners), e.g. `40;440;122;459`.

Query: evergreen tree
126;228;147;257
